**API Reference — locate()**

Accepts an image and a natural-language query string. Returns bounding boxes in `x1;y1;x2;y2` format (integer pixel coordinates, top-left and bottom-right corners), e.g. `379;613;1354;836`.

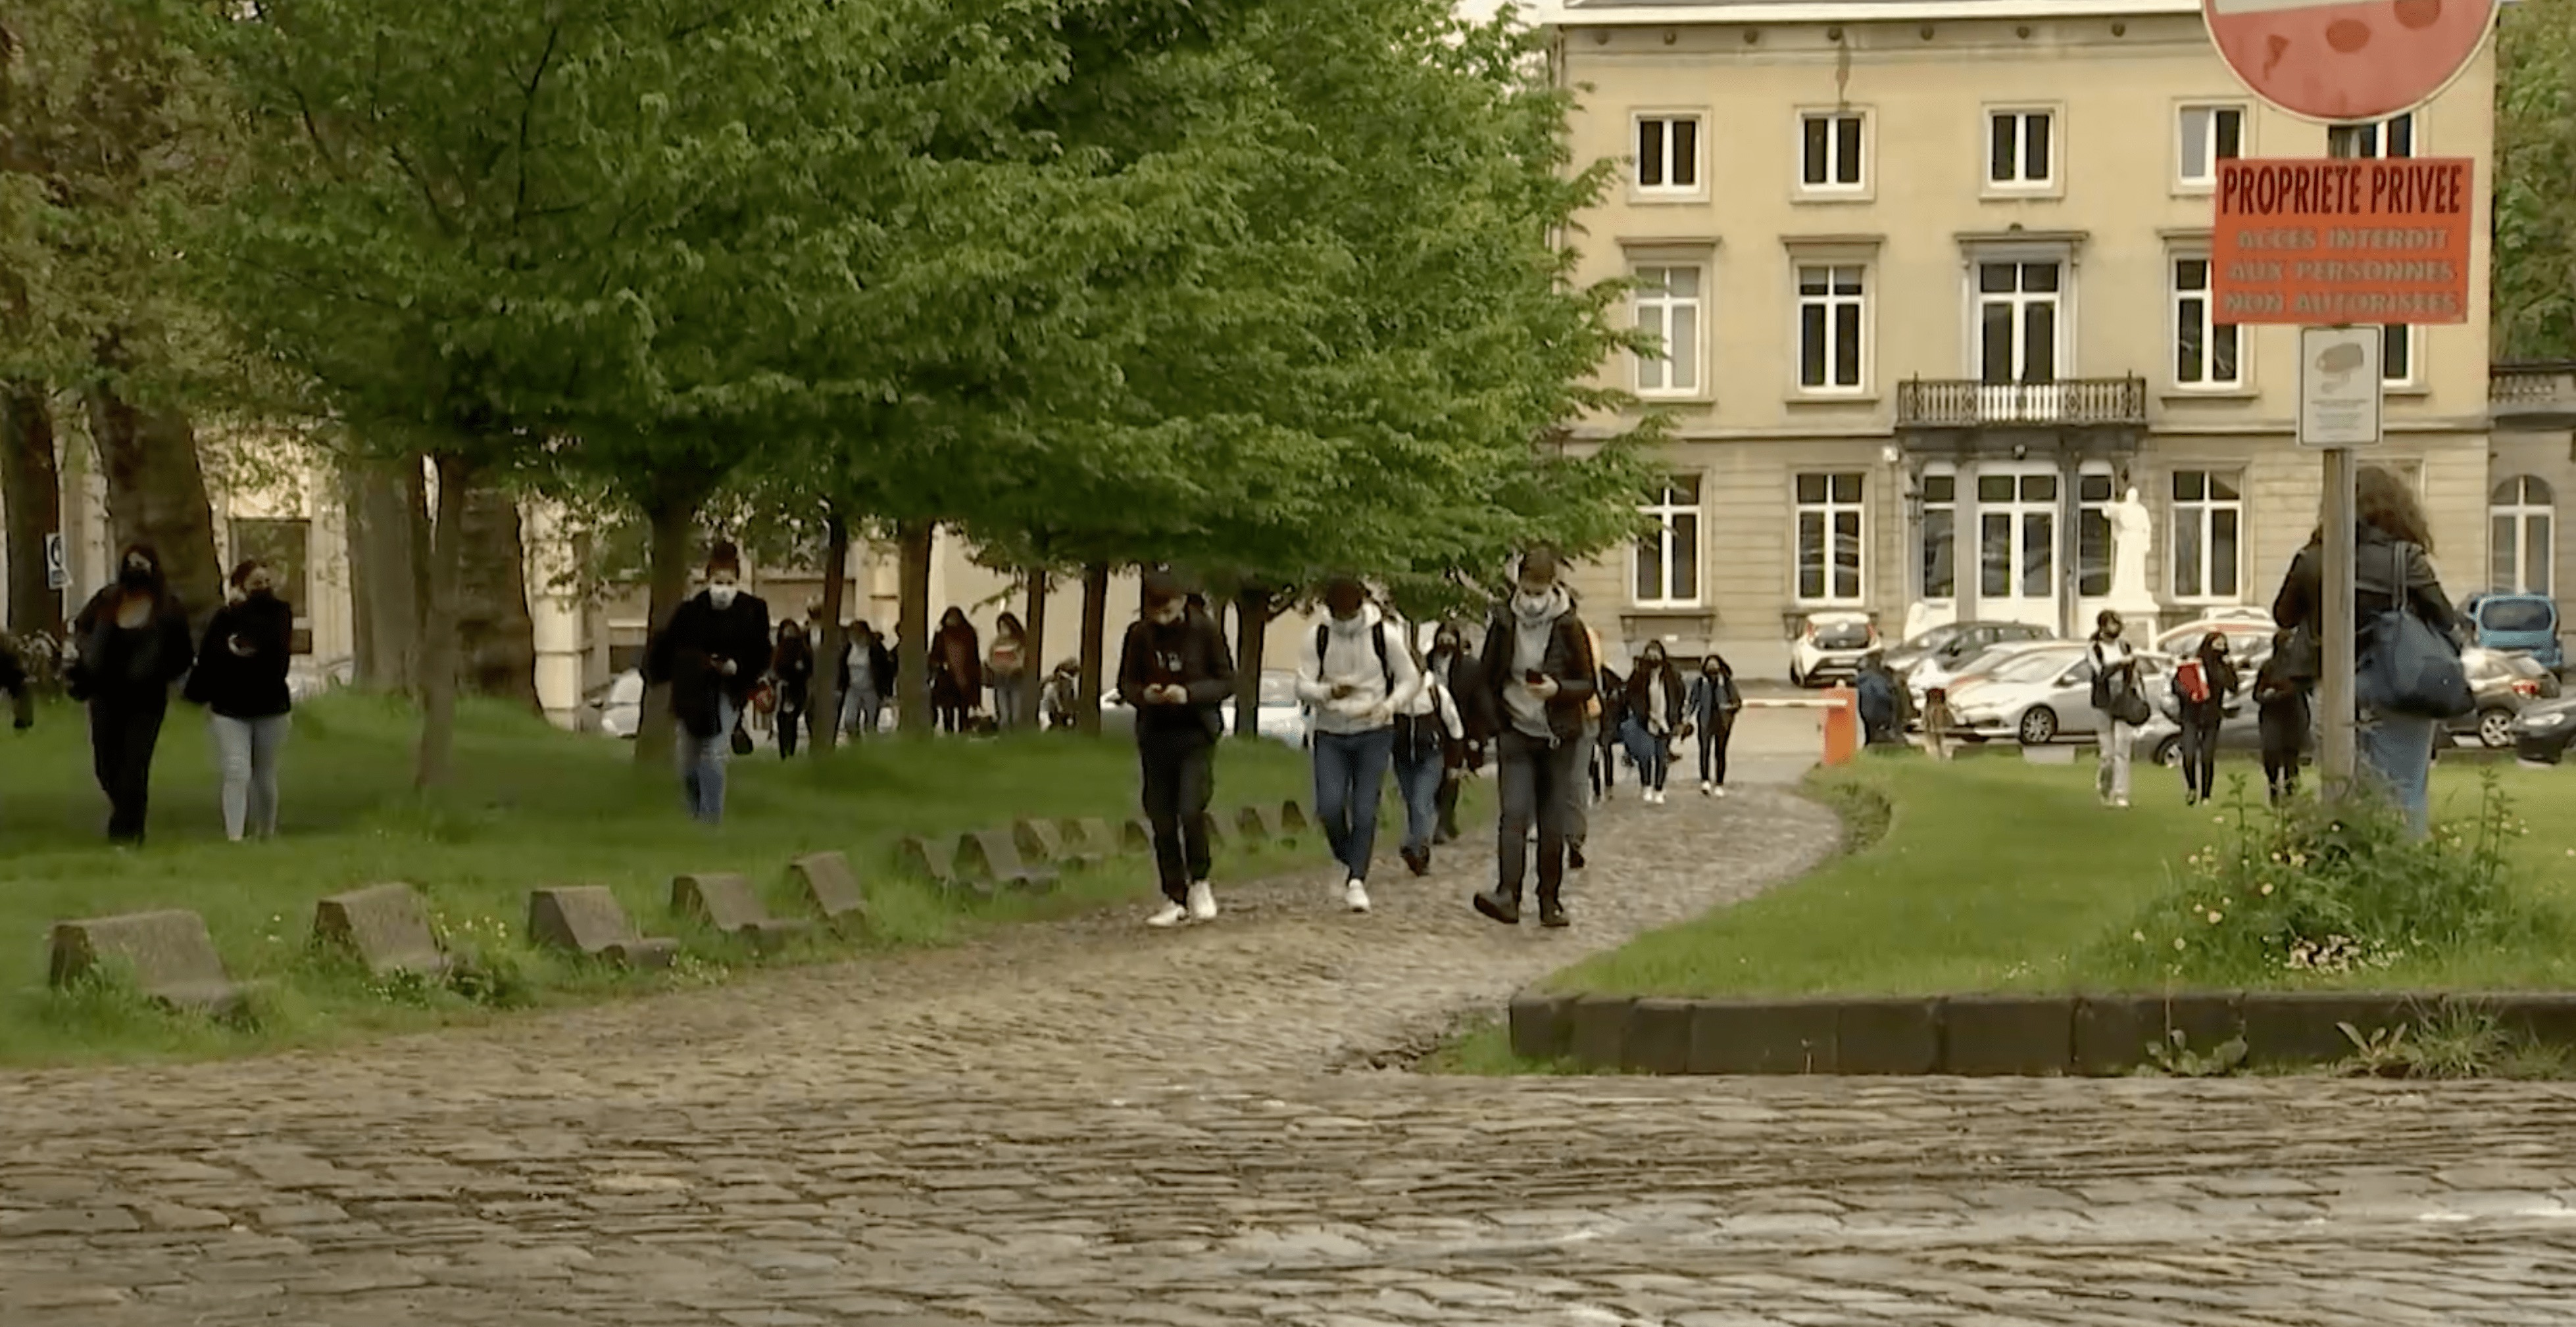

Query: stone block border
1511;990;2576;1076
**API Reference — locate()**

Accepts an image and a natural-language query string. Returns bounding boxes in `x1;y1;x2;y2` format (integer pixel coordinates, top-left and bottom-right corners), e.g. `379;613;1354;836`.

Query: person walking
68;544;193;845
1685;652;1743;796
1296;578;1422;914
1039;658;1081;730
2252;631;2312;805
1471;548;1597;930
770;619;816;758
1120;572;1236;927
1393;627;1466;877
186;559;295;841
2175;631;2241;806
931;608;983;735
2087;610;2145;809
1589;656;1625;805
643;541;771;824
987;612;1030;731
1424;623;1486;844
1620;641;1685;804
2271;465;2467;836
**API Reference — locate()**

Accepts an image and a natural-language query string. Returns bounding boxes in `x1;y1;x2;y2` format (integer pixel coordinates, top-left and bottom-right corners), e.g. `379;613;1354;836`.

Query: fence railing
2492;362;2576;406
1896;376;2148;428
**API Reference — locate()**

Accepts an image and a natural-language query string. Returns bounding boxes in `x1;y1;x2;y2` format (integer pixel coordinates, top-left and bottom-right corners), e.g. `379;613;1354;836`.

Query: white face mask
708;584;739;610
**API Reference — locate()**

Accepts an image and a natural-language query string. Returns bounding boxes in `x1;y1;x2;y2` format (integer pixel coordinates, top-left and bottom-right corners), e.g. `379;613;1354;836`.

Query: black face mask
119;564;154;590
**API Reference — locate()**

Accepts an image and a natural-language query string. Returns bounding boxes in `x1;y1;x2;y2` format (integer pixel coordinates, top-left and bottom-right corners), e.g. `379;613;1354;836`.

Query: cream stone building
1541;0;2576;674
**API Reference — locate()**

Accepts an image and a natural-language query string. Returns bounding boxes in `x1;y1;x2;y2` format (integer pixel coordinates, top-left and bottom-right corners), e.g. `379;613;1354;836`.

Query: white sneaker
1146;901;1189;928
1700;781;1714;796
1344;879;1371;913
1714;786;1727;799
2112;796;2131;810
1187;881;1218;921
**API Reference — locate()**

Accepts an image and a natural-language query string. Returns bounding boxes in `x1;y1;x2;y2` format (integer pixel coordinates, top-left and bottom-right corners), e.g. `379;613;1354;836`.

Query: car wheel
1789;666;1806;688
2018;707;2058;746
2153;735;2182;767
2479;707;2517;750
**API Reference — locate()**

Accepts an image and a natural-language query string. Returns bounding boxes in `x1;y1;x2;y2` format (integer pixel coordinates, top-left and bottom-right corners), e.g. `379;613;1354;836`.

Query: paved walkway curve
5;771;2576;1327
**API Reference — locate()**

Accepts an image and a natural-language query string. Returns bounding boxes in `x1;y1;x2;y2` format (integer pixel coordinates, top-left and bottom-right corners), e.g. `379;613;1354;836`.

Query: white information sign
2298;326;2383;450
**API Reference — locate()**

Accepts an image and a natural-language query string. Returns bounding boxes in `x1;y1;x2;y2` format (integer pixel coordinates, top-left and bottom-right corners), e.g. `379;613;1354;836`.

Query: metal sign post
2298;322;2383;798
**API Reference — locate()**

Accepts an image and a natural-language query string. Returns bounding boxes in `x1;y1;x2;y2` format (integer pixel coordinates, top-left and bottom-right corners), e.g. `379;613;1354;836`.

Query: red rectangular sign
2210;157;2473;326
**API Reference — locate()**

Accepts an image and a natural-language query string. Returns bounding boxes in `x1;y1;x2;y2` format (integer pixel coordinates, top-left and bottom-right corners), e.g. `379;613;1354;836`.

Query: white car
1788;612;1879;688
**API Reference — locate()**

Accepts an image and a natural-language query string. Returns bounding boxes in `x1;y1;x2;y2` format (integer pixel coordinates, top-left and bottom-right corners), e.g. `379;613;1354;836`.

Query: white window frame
1794;262;1869;396
1796;109;1869;197
2492;477;2554;597
2169;470;2244;604
1630;263;1704;398
1795;471;1867;606
2381;323;2419;389
2176;103;2246;190
1970;258;2067;385
2169;253;2242;390
1974;468;2060;606
1632;112;1704;197
2327;110;2417;160
1985;107;2058;193
1919;467;1958;604
1633;477;1704;608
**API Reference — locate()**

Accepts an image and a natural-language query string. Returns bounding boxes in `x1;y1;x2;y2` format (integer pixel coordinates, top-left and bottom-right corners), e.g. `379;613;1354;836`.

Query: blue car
2465;594;2564;672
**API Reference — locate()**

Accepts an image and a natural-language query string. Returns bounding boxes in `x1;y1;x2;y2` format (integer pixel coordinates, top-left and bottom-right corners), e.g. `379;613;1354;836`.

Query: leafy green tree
2498;0;2576;360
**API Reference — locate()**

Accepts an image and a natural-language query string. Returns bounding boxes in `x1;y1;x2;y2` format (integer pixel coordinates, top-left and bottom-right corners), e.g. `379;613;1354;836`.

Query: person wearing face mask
770;619;816;758
1471;548;1597;929
931;607;984;734
68;544;194;844
1119;570;1238;927
2087;609;2146;809
184;559;297;841
1685;652;1743;796
1392;625;1466;877
643;541;772;824
2177;631;2241;806
1424;623;1487;844
1296;577;1423;911
1620;641;1687;804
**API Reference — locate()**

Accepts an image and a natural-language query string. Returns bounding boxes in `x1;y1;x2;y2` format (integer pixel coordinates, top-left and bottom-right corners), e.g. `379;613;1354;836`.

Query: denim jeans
1620;717;1670;791
843;684;881;736
2360;708;2438;838
1391;726;1445;856
993;677;1028;730
676;696;739;824
210;712;291;840
1312;727;1396;881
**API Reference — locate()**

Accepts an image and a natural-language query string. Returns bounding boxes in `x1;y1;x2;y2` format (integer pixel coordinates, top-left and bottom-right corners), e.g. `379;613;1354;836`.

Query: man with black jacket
1425;623;1486;844
1470;548;1597;929
643;540;771;824
1118;570;1238;927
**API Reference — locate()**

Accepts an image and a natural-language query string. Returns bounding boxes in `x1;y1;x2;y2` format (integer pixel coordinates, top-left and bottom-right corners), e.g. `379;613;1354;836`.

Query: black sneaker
1472;890;1521;926
1538;899;1569;929
1403;846;1431;877
1567;842;1587;871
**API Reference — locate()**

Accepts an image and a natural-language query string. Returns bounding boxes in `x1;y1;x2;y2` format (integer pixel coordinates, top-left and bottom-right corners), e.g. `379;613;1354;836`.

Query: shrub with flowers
2108;770;2523;983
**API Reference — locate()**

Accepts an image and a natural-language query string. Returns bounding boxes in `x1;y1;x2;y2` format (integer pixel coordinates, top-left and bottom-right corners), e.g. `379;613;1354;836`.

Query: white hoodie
1295;604;1423;736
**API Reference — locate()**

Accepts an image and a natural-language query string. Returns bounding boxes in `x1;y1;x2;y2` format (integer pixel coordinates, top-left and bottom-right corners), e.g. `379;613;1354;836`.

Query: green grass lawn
1541;752;2576;1001
0;692;1325;1066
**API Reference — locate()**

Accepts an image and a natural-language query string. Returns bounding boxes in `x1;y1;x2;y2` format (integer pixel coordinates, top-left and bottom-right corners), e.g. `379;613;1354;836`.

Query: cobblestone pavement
7;724;2576;1326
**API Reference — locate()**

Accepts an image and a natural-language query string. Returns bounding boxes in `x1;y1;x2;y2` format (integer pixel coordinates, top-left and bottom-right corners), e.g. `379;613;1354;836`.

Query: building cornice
1542;0;2202;26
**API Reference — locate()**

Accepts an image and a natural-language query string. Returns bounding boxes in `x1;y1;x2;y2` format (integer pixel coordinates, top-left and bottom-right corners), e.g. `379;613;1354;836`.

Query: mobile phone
1524;669;1545;685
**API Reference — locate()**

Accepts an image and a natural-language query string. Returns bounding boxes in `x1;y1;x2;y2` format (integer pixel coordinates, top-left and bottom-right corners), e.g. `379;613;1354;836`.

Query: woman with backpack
2087;610;2146;809
1685;652;1743;796
2175;631;2240;806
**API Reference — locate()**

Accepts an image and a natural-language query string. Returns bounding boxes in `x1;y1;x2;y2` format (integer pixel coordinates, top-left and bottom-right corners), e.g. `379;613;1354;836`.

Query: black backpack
1316;621;1394;694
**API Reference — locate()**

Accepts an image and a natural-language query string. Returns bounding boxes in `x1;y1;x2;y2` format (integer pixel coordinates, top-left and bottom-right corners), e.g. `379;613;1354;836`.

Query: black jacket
1623;662;1687;735
186;595;295;719
1474;606;1598;745
644;591;773;738
1428;648;1491;743
2252;653;2311;752
1116;609;1236;742
2273;527;2469;646
774;634;815;697
2178;646;2241;725
72;585;193;704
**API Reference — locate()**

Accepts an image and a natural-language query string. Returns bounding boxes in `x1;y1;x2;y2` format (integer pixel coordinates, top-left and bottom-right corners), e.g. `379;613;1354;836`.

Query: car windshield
1991;649;2082;683
1901;625;1966;652
2481;599;2556;633
1813;621;1873;649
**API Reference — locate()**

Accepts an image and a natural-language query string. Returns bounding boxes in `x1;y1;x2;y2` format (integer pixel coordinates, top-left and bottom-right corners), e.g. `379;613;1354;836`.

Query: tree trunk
83;383;221;638
1;383;64;640
632;487;702;764
1021;566;1050;731
453;477;540;712
1077;561;1109;736
1233;583;1274;738
812;511;850;754
895;519;933;738
342;454;425;692
414;452;474;789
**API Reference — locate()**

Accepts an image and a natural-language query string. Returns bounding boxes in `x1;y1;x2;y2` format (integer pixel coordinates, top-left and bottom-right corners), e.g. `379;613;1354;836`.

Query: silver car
1945;644;2171;746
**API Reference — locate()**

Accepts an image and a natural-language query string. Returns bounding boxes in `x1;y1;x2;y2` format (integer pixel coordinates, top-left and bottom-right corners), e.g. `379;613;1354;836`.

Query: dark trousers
89;694;168;844
776;688;808;758
1698;723;1733;786
1139;727;1215;903
935;701;968;734
1434;770;1464;843
2264;746;2300;802
1497;729;1586;905
2181;713;2221;799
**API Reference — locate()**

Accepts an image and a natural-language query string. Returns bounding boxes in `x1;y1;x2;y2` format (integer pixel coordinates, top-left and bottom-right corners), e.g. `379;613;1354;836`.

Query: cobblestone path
7;734;2576;1326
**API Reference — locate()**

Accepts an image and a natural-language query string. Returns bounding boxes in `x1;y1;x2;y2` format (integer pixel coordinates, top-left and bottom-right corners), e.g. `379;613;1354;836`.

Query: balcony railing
1896;376;2148;429
2492;362;2576;429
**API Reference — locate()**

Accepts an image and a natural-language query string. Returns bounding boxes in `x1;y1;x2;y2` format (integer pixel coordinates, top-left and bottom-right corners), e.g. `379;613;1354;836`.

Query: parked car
2152;613;2278;656
2135;637;2269;766
2453;646;2558;749
1909;638;2069;715
2463;593;2564;672
1106;668;1308;748
2512;694;2576;765
1943;643;2171;746
1884;620;2054;680
1788;612;1878;688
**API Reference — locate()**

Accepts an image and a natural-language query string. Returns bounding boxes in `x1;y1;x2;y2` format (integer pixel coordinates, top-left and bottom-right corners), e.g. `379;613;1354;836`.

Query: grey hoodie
1503;585;1571;740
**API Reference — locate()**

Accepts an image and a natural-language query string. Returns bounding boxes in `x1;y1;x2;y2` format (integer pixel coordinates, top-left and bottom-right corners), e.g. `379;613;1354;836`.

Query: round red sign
2203;0;2498;122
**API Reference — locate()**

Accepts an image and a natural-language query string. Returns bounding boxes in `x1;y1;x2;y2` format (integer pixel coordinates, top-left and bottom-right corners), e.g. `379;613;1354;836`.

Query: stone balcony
2492;362;2576;431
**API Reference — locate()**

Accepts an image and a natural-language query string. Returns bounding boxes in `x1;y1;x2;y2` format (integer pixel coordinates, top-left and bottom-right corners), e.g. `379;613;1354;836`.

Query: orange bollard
1821;687;1860;767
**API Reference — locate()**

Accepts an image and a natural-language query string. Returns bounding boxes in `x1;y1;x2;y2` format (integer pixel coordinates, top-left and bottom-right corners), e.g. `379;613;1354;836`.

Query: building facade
1545;0;2569;675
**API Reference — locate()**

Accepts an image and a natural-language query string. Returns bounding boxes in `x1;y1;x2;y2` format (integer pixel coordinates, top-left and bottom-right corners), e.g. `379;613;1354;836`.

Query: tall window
1920;471;1956;601
2171;470;2242;600
1978;472;2056;602
1800;112;1866;192
2079;471;2114;598
2492;477;2555;596
1635;114;1700;192
2327;112;2415;159
2177;105;2244;187
1635;477;1703;606
1987;110;2055;188
1796;264;1866;392
2172;256;2241;387
1977;261;2060;384
1796;472;1865;603
2383;325;2415;387
1631;264;1701;396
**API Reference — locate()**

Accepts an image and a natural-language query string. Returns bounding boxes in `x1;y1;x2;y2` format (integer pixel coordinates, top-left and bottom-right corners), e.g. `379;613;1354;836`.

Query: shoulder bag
2356;542;2473;719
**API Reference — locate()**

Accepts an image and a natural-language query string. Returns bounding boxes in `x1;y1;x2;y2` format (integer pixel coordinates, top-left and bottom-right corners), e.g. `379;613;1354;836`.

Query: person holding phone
1119;571;1237;927
643;540;771;824
1470;548;1597;929
1296;577;1422;912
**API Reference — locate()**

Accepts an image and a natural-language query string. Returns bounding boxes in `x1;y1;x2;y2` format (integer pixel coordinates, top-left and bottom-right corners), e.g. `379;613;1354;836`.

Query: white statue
2107;485;2154;608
